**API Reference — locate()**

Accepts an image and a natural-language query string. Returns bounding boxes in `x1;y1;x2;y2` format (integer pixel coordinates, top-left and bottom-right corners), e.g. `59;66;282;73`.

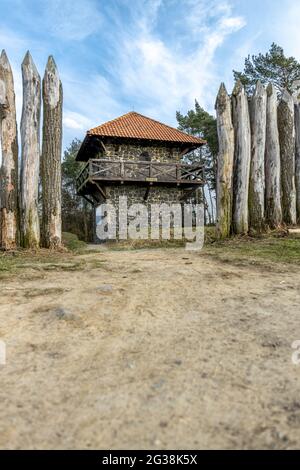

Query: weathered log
265;84;282;228
0;50;19;249
249;81;267;232
20;52;41;248
278;90;296;225
41;56;63;248
295;101;300;223
215;83;234;238
231;81;251;234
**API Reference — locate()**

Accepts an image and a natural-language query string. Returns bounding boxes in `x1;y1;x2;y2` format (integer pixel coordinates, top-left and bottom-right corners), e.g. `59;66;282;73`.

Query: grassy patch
0;250;80;279
106;238;186;251
203;233;300;266
0;247;108;280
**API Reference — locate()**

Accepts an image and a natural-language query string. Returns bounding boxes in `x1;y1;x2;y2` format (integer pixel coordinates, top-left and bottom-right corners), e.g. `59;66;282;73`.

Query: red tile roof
87;111;205;145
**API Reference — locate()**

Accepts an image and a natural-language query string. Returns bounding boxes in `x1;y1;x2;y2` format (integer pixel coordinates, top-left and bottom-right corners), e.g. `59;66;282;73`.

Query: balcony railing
76;158;204;194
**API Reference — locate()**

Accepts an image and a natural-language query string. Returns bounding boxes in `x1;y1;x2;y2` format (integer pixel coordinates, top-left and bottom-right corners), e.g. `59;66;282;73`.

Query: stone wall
102;142;182;163
94;142;190;241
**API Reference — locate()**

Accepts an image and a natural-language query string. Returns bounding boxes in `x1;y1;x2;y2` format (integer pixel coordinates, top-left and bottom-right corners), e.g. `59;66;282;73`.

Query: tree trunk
265;83;282;228
295;101;300;223
20;51;41;249
249;81;267;233
41;56;63;248
278;90;296;225
208;186;215;224
0;50;18;249
202;186;207;226
215;83;234;238
231;81;251;234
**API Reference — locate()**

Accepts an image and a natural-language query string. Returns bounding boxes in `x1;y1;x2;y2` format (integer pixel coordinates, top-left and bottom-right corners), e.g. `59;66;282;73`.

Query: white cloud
63;112;92;131
107;0;246;120
0;0;246;149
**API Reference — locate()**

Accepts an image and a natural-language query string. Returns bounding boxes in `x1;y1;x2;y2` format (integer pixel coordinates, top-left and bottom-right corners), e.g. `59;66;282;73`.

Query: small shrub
62;232;87;252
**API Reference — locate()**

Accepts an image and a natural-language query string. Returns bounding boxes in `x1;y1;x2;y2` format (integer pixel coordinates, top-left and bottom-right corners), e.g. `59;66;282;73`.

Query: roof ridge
128;111;204;140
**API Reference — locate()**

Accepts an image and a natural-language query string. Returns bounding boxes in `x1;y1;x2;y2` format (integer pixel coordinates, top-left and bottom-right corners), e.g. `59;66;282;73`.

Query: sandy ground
1;247;300;450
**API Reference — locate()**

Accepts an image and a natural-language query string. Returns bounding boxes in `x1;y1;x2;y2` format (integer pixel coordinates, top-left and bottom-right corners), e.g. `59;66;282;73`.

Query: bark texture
295;101;300;223
249;81;267;232
0;50;18;249
20;52;41;248
265;84;282;227
231;81;251;234
278;90;296;225
215;83;234;238
41;56;63;248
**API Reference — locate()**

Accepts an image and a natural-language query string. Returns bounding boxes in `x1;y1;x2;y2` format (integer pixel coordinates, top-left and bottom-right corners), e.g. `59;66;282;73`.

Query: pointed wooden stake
0;50;19;249
215;83;234;238
231;81;251;234
41;56;63;248
20;51;41;248
249;81;267;233
295;100;300;223
265;84;282;228
278;90;296;225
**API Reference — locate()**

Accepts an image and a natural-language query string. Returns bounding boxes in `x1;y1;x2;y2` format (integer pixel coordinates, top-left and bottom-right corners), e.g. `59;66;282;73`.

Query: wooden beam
92;181;107;200
100;139;107;152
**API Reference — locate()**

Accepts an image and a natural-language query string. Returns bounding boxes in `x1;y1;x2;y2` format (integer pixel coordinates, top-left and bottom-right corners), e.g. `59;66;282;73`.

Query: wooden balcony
76;158;204;197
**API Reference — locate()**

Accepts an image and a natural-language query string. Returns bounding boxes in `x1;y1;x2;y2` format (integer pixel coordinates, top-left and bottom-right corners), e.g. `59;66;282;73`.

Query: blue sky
1;0;300;151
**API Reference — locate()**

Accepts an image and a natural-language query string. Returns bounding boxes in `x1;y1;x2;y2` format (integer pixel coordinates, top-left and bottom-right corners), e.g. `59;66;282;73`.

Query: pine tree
233;43;300;95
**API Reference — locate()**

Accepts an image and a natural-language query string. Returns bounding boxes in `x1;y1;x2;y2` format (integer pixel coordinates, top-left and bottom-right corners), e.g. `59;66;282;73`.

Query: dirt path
1;248;300;449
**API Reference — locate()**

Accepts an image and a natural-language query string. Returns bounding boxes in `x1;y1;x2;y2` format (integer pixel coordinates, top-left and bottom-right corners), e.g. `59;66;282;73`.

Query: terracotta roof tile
87;111;205;145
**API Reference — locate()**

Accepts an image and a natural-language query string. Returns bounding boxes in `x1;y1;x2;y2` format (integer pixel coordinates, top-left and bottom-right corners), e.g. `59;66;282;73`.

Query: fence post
20;51;41;248
215;83;234;238
0;50;19;249
249;81;267;233
41;56;63;248
278;90;296;225
231;80;251;234
265;84;282;228
295;100;300;223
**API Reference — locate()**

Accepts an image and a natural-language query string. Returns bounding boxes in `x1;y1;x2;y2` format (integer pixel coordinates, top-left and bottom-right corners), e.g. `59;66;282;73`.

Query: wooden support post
215;83;234;238
231;81;251;234
20;51;41;248
249;81;267;233
265;83;282;228
0;50;19;249
41;56;63;248
278;90;296;225
295;100;300;223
